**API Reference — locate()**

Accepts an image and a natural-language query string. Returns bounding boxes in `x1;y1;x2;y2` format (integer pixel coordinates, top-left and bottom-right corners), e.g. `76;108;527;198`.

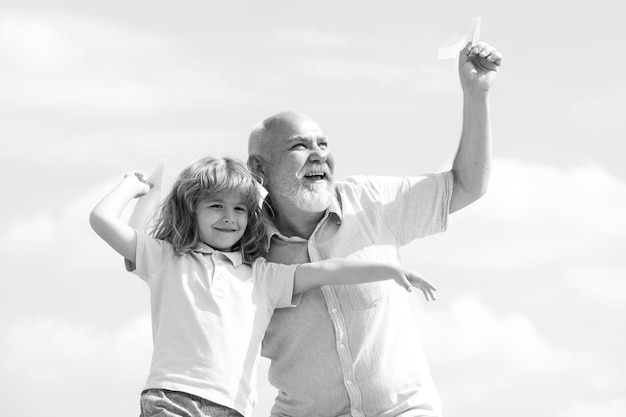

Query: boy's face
195;191;248;252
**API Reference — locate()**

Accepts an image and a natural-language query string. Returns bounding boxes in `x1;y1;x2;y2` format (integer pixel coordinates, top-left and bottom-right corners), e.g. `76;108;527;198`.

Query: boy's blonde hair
151;156;268;264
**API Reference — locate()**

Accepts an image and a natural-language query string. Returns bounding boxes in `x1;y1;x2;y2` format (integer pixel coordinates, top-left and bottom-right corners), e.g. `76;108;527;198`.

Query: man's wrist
462;86;490;100
462;90;490;110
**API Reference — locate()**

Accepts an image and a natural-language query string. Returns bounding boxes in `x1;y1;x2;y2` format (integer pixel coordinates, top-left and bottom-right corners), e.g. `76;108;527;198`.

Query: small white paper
438;16;482;61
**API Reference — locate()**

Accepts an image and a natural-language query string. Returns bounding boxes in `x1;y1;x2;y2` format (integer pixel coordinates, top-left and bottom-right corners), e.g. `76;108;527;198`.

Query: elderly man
247;41;502;417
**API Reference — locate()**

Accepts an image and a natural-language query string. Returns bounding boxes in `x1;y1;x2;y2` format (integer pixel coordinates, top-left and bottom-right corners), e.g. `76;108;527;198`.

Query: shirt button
346;380;352;385
339;343;345;349
331;308;338;313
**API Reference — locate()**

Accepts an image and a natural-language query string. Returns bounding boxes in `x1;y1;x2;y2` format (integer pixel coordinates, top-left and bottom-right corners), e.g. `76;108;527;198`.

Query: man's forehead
287;132;327;142
272;119;324;142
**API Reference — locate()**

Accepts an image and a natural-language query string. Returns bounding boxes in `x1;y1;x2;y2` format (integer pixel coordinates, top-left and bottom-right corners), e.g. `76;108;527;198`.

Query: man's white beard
279;181;333;213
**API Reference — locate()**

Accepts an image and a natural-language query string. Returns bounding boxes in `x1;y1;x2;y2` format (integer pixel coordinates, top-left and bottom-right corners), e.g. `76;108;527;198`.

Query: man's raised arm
450;41;502;213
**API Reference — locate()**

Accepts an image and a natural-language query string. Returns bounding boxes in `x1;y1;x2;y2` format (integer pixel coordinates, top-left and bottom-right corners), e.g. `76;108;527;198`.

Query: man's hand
459;41;503;95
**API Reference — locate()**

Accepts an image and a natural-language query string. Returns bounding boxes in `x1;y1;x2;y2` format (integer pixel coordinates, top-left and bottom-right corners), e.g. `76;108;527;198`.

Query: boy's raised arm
89;173;151;264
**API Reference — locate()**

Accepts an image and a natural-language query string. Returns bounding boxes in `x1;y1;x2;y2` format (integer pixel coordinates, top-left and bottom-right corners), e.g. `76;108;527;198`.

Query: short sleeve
350;171;453;245
127;232;172;282
252;258;299;309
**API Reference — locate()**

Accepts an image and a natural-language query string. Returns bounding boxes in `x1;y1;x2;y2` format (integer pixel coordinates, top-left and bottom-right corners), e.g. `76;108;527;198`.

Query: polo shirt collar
192;242;243;267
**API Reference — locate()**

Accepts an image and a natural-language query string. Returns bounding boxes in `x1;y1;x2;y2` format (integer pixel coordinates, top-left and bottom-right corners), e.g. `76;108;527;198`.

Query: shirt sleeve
351;171;453;245
127;231;171;282
252;257;299;309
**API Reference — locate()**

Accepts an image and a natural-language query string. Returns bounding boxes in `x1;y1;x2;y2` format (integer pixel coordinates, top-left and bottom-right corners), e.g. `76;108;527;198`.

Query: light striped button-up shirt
262;171;453;417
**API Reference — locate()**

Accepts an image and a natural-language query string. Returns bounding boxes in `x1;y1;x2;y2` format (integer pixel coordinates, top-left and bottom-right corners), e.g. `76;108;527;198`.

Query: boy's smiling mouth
214;227;238;232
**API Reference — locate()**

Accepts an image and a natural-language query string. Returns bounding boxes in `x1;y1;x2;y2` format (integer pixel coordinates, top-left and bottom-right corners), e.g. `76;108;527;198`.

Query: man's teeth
305;173;325;179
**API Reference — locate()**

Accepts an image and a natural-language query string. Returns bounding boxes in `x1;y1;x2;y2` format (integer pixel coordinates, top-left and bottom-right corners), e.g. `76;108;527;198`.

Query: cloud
0;9;172;68
486;159;626;232
265;27;453;94
0;9;171;113
0;210;58;249
415;158;626;272
569;88;626;127
1;314;151;381
0;177;123;253
415;295;625;416
0;314;151;417
400;158;626;416
418;296;571;375
557;398;626;417
558;264;626;307
0;9;249;122
278;55;453;95
270;27;355;48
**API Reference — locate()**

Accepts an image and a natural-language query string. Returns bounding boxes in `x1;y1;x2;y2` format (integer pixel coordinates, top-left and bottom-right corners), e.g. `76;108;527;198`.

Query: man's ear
247;155;267;183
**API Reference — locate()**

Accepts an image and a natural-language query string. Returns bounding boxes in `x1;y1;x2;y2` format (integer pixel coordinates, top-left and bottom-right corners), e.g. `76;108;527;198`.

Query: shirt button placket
323;288;364;417
310;214;364;417
211;254;226;297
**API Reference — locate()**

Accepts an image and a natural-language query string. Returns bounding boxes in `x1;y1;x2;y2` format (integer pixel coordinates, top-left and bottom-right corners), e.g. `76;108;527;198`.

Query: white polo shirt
131;232;298;417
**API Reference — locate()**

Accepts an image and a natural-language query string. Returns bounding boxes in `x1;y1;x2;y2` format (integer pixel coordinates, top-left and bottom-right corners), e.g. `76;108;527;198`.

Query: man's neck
272;204;326;239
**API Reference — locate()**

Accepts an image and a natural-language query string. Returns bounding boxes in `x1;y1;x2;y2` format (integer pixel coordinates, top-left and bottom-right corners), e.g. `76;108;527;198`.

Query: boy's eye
235;207;247;213
209;204;222;209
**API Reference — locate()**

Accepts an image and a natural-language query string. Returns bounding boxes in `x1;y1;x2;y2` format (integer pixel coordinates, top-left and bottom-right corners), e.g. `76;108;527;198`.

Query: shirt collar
328;191;343;219
264;188;343;240
192;242;243;267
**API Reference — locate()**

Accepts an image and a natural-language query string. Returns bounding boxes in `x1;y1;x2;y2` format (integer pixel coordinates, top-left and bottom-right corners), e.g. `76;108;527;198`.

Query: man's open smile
301;166;331;181
304;173;326;181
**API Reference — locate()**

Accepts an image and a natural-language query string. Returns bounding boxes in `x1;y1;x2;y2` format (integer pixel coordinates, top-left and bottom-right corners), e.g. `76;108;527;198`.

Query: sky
1;1;625;416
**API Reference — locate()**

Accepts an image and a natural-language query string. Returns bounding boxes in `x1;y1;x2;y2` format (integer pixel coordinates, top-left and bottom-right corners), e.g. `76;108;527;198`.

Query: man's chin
293;185;334;213
272;180;335;213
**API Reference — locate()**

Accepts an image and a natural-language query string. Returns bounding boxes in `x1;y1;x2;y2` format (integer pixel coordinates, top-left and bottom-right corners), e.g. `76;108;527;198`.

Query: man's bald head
248;111;320;158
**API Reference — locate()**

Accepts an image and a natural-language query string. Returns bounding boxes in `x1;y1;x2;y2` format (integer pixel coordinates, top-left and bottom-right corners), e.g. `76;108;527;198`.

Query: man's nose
308;146;328;163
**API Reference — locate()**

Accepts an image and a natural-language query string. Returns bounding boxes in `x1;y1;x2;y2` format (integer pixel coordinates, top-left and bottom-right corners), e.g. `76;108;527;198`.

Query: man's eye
319;142;328;149
291;144;306;150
